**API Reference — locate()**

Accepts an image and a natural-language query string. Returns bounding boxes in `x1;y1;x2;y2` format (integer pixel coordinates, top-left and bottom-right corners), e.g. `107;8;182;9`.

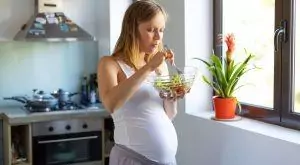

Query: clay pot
213;96;237;119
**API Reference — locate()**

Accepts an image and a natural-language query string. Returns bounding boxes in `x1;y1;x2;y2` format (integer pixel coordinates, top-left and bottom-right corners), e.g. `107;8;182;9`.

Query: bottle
89;74;97;104
91;73;101;103
80;76;89;105
89;90;96;104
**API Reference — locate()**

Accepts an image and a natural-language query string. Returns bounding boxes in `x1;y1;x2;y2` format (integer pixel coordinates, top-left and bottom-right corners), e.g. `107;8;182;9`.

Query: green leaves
193;50;256;98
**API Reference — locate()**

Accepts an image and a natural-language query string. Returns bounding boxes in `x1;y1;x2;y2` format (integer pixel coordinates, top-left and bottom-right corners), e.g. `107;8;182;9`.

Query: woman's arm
98;53;165;113
163;99;178;120
98;56;152;113
160;61;178;120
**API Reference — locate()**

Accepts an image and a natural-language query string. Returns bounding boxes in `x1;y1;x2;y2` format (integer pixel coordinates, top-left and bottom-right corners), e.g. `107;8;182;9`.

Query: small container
80;76;89;105
89;90;96;104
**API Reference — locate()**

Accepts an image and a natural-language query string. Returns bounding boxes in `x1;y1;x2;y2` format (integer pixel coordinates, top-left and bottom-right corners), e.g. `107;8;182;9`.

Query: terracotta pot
213;96;237;119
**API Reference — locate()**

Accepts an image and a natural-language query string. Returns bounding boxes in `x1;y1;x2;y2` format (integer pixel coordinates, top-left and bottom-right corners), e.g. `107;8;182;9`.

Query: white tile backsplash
0;41;99;107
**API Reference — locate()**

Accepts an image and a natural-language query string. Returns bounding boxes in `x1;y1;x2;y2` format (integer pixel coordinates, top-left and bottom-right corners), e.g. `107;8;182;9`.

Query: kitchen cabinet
3;121;32;165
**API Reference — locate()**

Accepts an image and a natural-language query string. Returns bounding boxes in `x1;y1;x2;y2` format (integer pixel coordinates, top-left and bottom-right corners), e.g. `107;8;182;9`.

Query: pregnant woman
97;1;186;164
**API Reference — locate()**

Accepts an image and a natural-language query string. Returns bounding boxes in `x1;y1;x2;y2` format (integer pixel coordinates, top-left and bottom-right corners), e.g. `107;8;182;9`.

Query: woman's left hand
160;48;188;100
159;89;188;101
164;49;175;65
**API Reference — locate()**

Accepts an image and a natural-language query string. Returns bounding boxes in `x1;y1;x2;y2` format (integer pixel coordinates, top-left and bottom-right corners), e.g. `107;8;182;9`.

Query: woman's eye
147;28;164;33
147;28;155;32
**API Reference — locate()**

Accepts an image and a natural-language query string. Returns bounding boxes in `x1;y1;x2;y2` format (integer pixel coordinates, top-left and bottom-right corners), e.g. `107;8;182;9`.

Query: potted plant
194;33;257;120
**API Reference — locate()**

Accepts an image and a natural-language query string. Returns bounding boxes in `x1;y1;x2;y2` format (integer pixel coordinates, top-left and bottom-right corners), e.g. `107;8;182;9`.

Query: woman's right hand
147;51;166;71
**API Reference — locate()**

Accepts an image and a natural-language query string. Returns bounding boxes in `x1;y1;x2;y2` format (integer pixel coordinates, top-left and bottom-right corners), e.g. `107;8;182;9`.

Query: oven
32;118;102;165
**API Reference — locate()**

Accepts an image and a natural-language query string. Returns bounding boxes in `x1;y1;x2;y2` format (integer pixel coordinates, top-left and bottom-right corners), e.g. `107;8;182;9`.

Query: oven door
32;131;102;165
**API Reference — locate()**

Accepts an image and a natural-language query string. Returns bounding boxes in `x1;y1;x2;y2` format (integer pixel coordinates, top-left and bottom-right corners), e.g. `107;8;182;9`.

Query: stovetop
24;101;86;113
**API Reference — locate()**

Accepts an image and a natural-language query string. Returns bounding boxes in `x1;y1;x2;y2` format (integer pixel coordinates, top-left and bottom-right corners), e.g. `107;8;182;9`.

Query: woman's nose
154;31;161;40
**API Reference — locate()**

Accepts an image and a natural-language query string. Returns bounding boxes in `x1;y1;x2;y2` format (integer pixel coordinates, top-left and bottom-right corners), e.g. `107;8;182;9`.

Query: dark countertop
0;104;110;125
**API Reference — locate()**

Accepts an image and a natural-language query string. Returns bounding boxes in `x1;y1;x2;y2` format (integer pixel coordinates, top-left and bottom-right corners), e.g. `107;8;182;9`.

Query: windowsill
186;111;300;145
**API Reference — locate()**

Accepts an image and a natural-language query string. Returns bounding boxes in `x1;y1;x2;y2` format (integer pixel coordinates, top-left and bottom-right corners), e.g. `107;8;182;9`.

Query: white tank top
111;61;178;163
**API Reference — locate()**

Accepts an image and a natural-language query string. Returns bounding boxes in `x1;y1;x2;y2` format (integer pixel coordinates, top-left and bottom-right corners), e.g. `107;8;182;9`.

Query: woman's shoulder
98;55;126;71
99;55;114;62
97;56;117;71
99;55;118;65
99;53;125;63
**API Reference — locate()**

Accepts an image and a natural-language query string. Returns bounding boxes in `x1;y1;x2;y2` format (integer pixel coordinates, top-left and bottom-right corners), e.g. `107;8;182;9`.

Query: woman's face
137;12;166;54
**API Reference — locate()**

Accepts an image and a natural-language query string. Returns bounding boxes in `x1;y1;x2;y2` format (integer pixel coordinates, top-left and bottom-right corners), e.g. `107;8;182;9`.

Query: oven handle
38;135;98;144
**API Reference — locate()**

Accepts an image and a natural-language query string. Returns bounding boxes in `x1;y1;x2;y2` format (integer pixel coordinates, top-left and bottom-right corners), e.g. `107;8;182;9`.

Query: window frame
213;0;300;130
280;0;300;129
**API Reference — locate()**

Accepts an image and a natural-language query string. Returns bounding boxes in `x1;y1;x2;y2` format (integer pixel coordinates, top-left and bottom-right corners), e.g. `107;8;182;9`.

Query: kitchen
0;0;127;164
3;0;300;165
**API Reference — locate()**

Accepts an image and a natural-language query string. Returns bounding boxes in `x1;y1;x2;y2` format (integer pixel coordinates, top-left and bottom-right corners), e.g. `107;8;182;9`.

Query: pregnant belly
114;115;178;163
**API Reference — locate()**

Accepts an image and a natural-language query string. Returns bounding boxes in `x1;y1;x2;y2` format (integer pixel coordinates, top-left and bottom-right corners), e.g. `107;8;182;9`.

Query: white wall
95;0;111;57
160;0;300;165
109;0;131;54
96;0;131;57
176;114;300;165
0;0;33;40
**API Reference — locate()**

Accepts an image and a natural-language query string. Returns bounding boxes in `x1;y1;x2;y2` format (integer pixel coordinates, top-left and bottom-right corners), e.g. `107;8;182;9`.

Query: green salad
154;74;189;93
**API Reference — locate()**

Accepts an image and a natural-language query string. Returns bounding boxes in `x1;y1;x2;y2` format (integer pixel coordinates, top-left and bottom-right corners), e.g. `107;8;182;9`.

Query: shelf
13;162;30;165
10;124;32;165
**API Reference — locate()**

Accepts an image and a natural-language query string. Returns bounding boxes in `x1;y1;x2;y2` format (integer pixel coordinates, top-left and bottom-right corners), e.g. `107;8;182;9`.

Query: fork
164;45;183;74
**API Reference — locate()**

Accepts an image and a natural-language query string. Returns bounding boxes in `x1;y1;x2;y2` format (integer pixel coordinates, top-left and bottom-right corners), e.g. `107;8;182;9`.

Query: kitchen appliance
51;88;79;103
3;89;88;113
14;0;96;41
24;100;85;113
3;89;59;112
32;118;102;165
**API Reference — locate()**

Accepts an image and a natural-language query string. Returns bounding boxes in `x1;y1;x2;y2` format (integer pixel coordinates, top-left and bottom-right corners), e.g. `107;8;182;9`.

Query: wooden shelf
3;121;32;165
13;162;30;165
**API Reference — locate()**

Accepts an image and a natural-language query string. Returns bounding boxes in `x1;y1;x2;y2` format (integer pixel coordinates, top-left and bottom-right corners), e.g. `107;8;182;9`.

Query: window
214;0;300;129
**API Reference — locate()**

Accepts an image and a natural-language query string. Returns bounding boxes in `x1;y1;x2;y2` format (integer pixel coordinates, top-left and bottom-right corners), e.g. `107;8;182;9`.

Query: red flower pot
213;96;237;119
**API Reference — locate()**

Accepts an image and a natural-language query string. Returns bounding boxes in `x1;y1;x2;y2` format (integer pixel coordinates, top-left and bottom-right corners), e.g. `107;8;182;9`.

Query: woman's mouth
153;43;160;48
150;44;158;51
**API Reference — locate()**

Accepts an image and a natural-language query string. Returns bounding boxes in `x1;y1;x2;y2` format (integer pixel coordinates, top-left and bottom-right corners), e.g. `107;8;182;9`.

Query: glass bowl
147;66;198;98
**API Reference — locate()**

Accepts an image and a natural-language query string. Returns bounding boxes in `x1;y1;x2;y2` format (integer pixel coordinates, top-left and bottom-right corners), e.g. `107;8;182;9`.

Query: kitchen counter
0;104;110;125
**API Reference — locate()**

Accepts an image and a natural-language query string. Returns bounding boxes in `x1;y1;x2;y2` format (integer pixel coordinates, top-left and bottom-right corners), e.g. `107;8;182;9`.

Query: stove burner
25;101;85;113
58;101;84;110
25;106;52;112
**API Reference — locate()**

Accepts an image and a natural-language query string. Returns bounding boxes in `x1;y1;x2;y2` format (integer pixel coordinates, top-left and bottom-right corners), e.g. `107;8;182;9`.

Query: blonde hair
112;0;168;71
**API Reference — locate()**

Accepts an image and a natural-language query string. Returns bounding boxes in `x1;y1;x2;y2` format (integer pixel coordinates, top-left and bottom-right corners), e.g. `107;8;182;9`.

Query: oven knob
48;126;54;132
82;123;88;129
65;125;71;130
